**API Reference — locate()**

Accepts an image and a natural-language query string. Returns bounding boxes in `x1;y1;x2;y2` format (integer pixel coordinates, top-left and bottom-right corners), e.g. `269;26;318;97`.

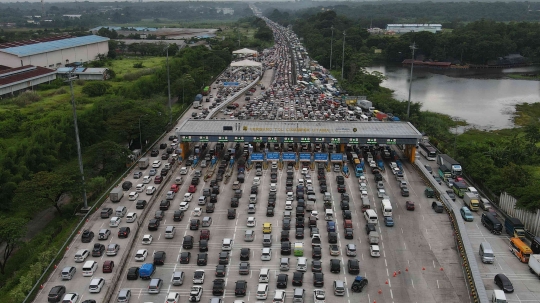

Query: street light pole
139;114;146;152
67;74;88;210
330;26;334;70
407;42;417;119
166;47;172;125
341;31;346;80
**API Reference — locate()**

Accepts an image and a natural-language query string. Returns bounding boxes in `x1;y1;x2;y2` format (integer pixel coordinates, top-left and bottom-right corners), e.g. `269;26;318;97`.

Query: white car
146;186;156;195
142;234;153;245
128;192;138;201
253;177;261;186
359;183;368;191
180;167;188;175
270;183;277;192
286;192;294;201
370;245;380;257
142;176;152;184
183;193;193;202
89;277;105;293
377;189;386;198
310;211;319;219
313;289;326;303
193;208;202;217
179;202;189;211
109;217;121;227
62;293;79;303
135;249;147;261
152;160;162;168
126;212;137;223
165;292;180;303
135;184;145;193
193;269;205;284
247;217;256;227
166;191;175;200
247;204;256;214
285;201;293;210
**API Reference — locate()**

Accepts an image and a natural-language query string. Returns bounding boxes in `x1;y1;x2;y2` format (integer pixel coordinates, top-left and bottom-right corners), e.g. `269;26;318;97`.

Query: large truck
357;99;375;112
109;188;124;202
368;231;380;244
463;192;480;211
505;217;526;239
193;101;201;109
452;182;468;198
436;154;462;177
438;165;452;183
354;159;364;177
138;157;149;169
528;254;540;277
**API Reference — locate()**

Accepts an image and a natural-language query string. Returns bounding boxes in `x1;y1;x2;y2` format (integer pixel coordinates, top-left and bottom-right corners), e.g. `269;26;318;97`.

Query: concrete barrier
206;76;261;119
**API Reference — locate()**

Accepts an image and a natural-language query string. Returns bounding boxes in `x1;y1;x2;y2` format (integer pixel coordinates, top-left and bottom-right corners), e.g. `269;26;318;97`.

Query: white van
273;290;286;303
115;206;127;217
109;216;121;227
293;288;305;303
492;289;507;303
259;268;270;282
164;226;176;239
180;167;188;175
74;249;89;263
222;238;233;251
256;284;269;299
479;242;495;264
364;209;378;224
261;248;272;261
82;260;98;276
468;187;479;197
249;194;258;204
296;257;307;272
280;257;290;271
324;209;334;221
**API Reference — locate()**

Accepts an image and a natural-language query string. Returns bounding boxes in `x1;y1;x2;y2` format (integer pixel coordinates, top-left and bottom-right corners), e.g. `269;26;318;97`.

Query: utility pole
341;31;346;80
407;42;417;119
330;26;334;70
67;74;88;210
166;47;172;125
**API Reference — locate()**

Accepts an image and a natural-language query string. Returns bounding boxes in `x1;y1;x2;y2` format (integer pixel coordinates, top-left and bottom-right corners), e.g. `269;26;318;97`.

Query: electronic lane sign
218;136;228;142
330;153;343;162
315;137;325;143
199;136;209;142
234;136;245;142
266;152;280;161
253;137;263;143
282;152;297;161
283;137;294;143
299;153;311;162
250;153;264;162
267;137;278;143
386;139;397;145
314;153;328;162
348;138;359;144
300;137;311;143
182;136;192;142
331;138;341;144
366;138;377;144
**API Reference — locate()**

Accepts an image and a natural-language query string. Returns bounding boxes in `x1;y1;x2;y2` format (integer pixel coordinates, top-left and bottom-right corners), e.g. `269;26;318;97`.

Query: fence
499;192;540;237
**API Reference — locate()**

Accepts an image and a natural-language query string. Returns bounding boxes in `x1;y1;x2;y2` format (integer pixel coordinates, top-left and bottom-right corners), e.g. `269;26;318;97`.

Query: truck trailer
463;192;480;211
109;188;124;202
528;254;540;277
436;154;462;177
138;157;149;169
505;217;526;239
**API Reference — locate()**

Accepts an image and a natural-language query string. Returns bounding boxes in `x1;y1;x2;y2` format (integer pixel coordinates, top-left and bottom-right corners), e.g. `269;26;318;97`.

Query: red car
103;260;114;273
154;175;163;184
406;201;415;211
170;184;180;193
188;185;197;193
200;229;210;240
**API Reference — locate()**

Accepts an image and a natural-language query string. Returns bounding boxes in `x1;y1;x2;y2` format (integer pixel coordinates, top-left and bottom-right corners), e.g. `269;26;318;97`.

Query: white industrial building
56;67;110;81
0;35;109;69
0;65;56;97
386;24;442;34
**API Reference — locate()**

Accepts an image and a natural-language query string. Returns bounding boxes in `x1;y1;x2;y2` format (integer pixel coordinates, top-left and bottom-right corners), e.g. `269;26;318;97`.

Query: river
366;65;540;130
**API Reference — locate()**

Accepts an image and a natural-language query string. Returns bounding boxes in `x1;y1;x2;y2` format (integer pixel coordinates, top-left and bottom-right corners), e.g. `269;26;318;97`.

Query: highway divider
414;159;489;303
206;76;261;119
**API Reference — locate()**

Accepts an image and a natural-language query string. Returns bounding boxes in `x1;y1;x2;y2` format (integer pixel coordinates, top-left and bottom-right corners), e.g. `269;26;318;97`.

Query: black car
92;243;105;257
231;198;239;208
344;228;354;239
330;259;341;273
320;184;327;193
240;248;250;261
213;279;225;295
282;219;291;230
336;176;344;185
81;230;94;243
159;143;167;149
183;235;194;249
153;251;166;265
190;219;200;230
311;260;322;272
235;280;248;296
118;227;130;238
348;259;360;274
295;228;304;239
127;267;139;280
159;200;170;210
48;285;66;302
281;231;290;242
337;184;346;193
292;271;304;286
276;274;288;288
366;223;376;234
340;201;350;210
215;264;227;277
150;149;159;157
218;251;229;265
154;210;165;221
161;153;170;160
160;168;169;176
310;227;320;237
173;210;184;222
197;253;208;266
180;251;191;264
206;203;215;213
494;273;514;293
341;193;350;201
199;239;208;252
313;272;324;287
228;208;236;219
281;241;291;255
266;207;275;217
122;181;132;190
267;199;276;208
148;219;160;231
312;246;322;259
210;194;218;203
295;217;305;229
343;210;352;219
136;200;147;209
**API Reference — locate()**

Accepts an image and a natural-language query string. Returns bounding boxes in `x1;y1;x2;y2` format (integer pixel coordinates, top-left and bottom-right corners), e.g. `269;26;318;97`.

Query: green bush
81;82;111;97
13;91;41;107
133;62;144;68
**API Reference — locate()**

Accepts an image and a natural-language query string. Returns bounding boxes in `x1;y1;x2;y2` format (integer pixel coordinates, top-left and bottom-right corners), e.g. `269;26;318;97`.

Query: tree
0;217;26;274
14;171;74;215
82;82;111;97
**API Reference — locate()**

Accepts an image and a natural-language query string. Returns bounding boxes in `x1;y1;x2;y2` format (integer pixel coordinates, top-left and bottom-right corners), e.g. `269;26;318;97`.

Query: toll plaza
175;120;422;171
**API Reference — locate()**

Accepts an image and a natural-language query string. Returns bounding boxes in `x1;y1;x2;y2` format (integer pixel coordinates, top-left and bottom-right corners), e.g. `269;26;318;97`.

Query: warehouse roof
175;120;422;144
0;65;56;88
0;35;109;57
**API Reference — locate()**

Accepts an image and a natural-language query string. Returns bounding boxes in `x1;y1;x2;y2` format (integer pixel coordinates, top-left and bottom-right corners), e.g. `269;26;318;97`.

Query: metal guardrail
414;160;489;303
206;76;261;119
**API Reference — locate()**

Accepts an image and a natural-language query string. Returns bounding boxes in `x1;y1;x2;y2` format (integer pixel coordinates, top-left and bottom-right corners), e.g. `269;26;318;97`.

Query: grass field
110;57;166;77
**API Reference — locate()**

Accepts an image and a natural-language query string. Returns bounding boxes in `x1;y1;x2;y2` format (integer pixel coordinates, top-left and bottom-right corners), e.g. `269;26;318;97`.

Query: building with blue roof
0;35;109;69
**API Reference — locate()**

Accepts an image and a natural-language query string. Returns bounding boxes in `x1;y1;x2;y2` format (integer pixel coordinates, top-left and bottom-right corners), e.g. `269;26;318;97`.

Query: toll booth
299;153;312;170
314;153;328;170
330;153;343;172
267;152;280;168
282;152;297;169
250;153;264;166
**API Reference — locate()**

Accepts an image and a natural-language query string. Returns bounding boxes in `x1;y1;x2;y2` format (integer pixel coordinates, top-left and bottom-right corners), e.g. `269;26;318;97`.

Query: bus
202;86;210;96
452;182;468;198
381;199;392;217
510;237;532;263
419;142;438;161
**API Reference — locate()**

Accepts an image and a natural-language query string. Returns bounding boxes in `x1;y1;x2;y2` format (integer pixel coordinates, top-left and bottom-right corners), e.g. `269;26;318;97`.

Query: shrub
13;91;41;107
133;62;144;68
81;82;111;97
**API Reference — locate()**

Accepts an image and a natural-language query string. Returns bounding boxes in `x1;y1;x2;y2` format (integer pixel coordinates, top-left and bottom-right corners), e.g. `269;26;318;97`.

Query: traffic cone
422;267;425;270
40;285;43;289
393;271;397;277
86;219;89;223
440;267;444;271
66;246;69;251
385;280;388;284
398;270;401;274
78;230;80;234
378;289;382;294
405;267;408;272
54;264;57;269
